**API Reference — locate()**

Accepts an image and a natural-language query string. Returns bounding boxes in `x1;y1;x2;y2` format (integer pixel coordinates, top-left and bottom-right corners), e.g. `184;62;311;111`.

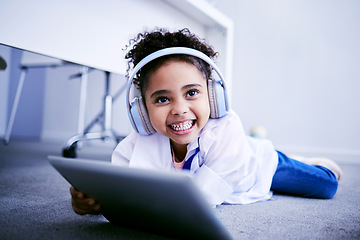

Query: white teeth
170;121;193;131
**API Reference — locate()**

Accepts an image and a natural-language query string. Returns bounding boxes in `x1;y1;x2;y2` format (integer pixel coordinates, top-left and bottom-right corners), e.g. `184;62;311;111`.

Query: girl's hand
70;186;101;215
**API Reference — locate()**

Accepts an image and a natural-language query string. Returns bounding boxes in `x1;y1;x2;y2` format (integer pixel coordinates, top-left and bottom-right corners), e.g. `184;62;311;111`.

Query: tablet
48;156;232;240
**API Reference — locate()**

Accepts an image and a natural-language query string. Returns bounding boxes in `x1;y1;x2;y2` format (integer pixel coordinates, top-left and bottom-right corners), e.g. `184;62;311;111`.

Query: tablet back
48;156;232;240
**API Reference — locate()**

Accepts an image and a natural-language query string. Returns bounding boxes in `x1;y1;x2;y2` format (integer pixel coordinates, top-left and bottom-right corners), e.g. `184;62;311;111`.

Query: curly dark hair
125;28;218;96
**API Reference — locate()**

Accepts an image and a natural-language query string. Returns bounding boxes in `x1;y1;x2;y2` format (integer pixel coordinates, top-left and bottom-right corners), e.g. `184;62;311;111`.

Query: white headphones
126;47;229;135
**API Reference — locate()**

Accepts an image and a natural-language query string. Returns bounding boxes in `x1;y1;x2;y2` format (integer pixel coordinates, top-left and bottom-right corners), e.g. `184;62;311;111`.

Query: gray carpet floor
1;139;359;240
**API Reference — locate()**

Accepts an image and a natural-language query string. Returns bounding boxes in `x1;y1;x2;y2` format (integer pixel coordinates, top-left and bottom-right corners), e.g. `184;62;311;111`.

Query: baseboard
276;145;360;165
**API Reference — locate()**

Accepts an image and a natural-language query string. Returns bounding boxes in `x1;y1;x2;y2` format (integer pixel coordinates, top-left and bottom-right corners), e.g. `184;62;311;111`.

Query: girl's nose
171;100;189;115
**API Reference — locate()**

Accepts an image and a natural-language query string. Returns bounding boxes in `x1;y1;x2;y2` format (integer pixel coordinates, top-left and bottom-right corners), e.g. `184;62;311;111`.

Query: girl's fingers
70;187;101;215
70;186;84;199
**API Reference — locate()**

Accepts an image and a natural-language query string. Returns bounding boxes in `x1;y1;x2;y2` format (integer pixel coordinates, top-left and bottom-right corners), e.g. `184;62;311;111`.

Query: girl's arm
193;112;255;206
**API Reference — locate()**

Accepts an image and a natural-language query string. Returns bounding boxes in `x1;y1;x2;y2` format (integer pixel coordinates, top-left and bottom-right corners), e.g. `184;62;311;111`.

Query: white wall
216;0;360;162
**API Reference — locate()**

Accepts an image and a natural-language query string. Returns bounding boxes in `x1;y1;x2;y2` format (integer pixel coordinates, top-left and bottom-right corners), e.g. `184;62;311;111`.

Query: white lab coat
112;110;278;207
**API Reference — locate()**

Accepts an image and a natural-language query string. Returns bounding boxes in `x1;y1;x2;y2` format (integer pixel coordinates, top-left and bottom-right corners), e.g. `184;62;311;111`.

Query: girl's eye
155;96;169;104
186;89;199;97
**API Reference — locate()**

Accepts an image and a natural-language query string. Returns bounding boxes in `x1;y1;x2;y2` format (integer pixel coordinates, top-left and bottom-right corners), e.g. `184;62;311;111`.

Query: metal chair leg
62;71;125;158
76;66;89;149
3;67;27;145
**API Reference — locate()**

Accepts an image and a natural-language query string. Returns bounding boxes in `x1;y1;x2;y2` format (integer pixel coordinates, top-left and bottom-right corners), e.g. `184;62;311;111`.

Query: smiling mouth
169;120;195;131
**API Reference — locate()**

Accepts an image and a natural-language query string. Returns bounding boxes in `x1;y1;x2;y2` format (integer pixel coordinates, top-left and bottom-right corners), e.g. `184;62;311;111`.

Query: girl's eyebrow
150;83;204;99
183;83;203;90
150;89;169;99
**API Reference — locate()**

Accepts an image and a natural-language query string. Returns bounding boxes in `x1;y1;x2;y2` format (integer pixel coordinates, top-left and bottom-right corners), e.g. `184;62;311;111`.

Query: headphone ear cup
130;97;156;135
208;79;228;118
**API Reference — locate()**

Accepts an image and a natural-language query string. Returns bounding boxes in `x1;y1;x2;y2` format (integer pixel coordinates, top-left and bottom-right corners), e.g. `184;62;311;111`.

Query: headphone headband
126;47;228;134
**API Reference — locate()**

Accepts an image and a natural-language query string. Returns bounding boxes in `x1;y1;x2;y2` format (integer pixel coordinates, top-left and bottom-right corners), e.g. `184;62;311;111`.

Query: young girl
70;28;342;215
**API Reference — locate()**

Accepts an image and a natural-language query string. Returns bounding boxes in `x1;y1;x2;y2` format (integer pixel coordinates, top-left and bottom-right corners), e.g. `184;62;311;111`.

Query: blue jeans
271;151;338;199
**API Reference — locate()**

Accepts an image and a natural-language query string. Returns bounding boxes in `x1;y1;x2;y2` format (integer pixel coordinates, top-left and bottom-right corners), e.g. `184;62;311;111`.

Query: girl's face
144;60;210;149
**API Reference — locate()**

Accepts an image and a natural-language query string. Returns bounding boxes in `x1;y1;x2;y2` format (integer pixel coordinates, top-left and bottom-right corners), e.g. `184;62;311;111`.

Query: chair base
62;130;125;158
